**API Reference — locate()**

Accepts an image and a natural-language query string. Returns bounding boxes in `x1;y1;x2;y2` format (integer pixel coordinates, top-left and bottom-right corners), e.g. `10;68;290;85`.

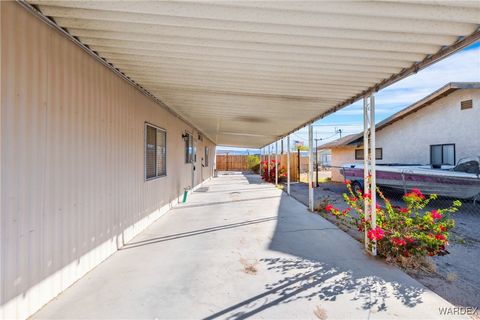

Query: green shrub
251;163;260;174
246;155;260;172
325;181;461;263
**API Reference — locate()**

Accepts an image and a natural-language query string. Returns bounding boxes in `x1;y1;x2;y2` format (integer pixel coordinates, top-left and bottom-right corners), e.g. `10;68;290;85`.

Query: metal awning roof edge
16;0;219;145
17;0;480;149
262;29;480;148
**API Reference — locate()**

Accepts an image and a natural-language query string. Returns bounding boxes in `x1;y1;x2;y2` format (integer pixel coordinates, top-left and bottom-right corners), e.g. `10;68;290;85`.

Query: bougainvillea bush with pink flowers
261;160;287;183
325;181;461;263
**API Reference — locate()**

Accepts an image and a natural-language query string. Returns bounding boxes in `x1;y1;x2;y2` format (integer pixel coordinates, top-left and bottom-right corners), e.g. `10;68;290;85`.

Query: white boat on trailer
341;157;480;201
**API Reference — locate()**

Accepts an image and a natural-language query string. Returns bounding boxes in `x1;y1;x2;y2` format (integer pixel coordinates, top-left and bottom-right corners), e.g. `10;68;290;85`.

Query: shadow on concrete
174;195;281;210
204;175;426;319
242;173;264;184
121;216;278;250
204;257;424;320
195;186;272;194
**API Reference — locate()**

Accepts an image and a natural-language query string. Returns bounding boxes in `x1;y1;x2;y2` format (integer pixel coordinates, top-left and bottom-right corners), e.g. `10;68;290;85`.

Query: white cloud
313;45;479;130
376;47;480;108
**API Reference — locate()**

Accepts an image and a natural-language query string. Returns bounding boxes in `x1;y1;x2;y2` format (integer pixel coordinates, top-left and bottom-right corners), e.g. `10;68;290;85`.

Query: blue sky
220;41;480;152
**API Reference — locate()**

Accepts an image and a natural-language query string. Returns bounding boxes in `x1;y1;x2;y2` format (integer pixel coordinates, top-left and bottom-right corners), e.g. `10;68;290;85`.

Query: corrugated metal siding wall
0;2;216;318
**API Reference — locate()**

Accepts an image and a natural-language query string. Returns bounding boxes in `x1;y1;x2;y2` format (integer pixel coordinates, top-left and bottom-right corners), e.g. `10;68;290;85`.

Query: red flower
392;237;407;246
350;196;359;202
367;227;384;241
399;208;409;213
405;188;426;200
404;236;414;243
363;192;371;200
411;188;425;199
325;204;334;212
344;179;351;185
439;225;447;232
435;234;446;241
431;210;442;220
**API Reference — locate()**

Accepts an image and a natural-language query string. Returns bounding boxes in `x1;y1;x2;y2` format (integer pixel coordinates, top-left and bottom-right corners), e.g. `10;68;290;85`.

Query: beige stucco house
320;83;480;182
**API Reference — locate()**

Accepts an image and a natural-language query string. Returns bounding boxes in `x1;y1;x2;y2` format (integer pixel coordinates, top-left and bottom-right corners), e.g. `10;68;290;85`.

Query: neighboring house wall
375;89;480;165
330;147;355;182
1;3;215;319
329;89;480;182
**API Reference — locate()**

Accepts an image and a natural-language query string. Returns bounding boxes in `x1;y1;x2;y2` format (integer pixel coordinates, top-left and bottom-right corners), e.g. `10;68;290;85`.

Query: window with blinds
145;123;167;180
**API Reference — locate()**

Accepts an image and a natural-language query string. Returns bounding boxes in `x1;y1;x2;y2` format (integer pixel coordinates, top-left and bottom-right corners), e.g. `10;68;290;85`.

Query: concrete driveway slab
33;174;466;319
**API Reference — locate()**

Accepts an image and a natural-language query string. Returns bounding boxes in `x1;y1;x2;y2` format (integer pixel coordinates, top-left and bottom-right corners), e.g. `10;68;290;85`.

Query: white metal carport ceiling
23;1;480;148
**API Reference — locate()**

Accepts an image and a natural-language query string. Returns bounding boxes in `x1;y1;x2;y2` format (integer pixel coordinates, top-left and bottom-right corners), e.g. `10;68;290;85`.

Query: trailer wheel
352;181;363;195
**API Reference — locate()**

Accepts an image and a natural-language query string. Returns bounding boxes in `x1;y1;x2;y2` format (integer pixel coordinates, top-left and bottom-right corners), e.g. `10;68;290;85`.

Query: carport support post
287;135;291;195
363;97;370;251
370;95;377;256
363;95;377;256
275;141;278;185
267;145;271;181
308;124;314;211
259;148;263;176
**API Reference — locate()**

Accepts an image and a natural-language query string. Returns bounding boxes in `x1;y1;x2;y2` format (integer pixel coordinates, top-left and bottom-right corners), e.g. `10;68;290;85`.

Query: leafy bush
324;181;461;262
246;155;260;172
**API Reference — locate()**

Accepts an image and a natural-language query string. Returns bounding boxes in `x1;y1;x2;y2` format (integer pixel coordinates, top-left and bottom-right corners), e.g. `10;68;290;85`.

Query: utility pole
308;125;314;211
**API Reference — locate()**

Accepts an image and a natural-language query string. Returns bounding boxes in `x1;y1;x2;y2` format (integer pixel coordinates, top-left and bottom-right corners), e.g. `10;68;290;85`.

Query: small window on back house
145;123;167;180
461;99;473;110
204;146;209;167
355;148;383;160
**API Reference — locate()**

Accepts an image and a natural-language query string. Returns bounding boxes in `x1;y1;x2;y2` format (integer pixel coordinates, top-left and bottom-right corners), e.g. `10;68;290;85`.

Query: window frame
430;143;456;166
144;122;167;181
185;132;194;164
354;148;383;160
204;146;209;167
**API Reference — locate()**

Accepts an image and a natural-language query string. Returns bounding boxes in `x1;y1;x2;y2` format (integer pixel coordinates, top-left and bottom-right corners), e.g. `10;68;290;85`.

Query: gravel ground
285;180;480;309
